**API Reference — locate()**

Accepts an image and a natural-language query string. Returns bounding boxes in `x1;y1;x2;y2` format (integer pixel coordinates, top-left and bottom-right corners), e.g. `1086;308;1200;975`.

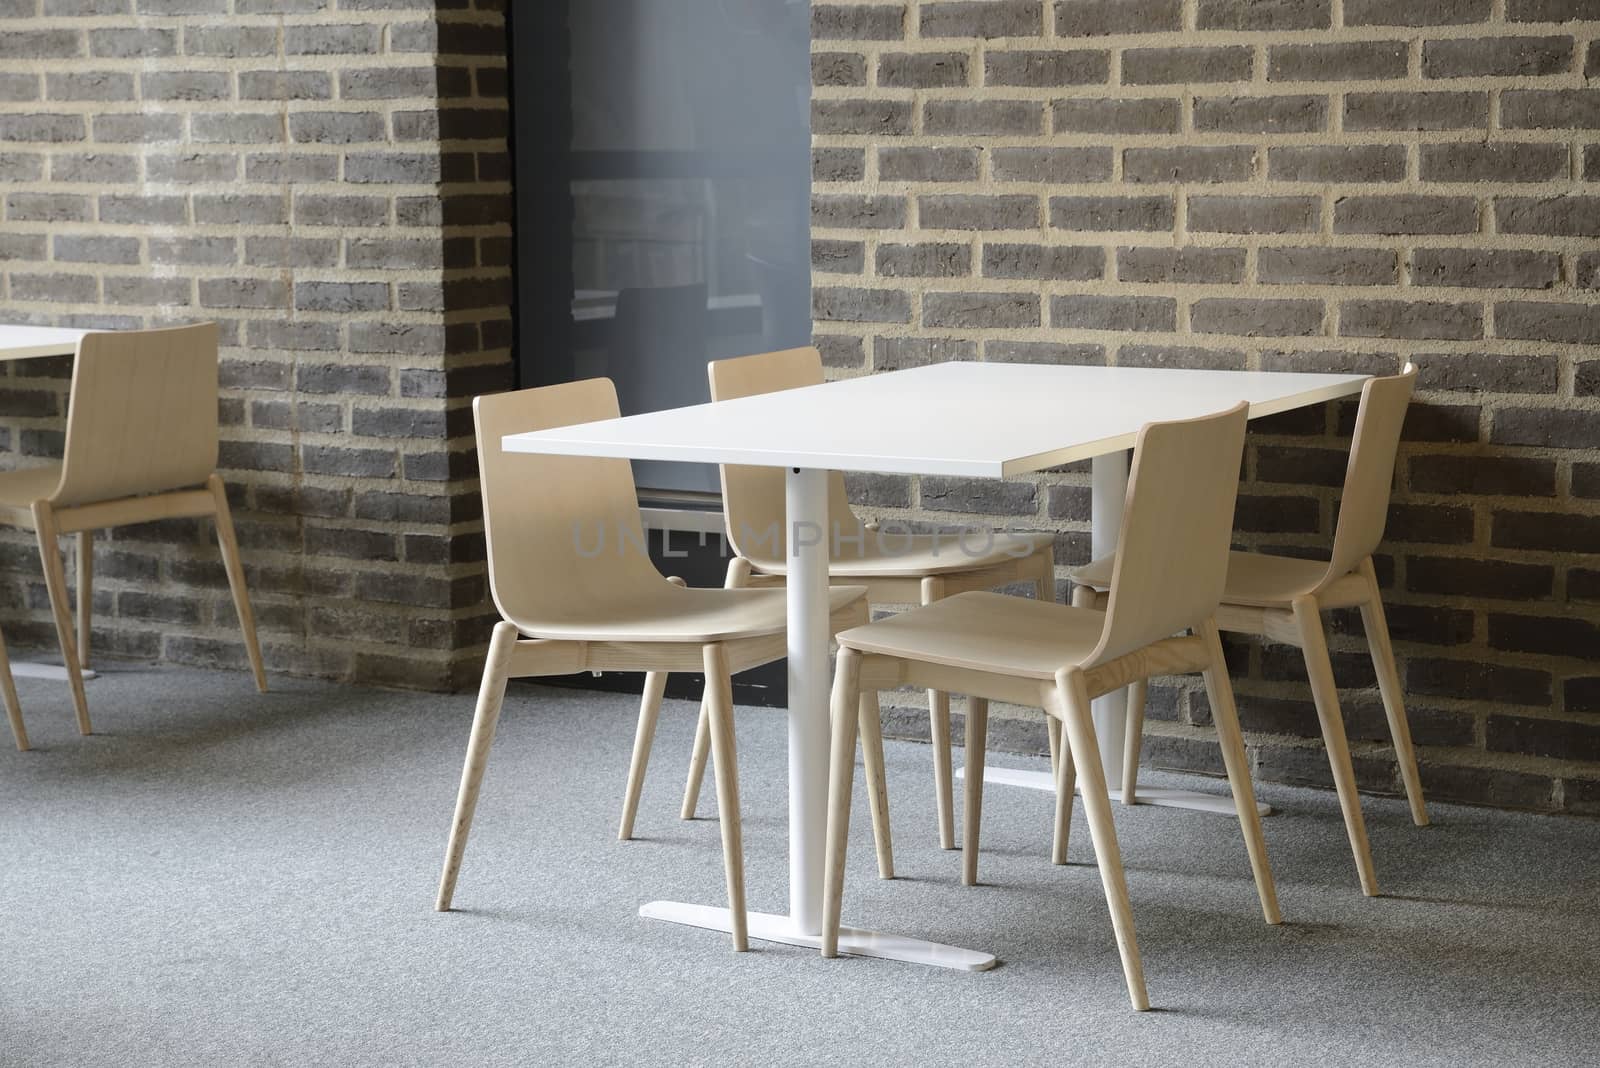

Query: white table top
0;324;86;360
504;362;1368;479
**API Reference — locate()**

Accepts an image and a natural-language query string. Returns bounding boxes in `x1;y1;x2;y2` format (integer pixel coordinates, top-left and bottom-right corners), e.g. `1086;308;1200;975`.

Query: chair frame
1100;366;1425;899
821;404;1279;1012
434;379;875;952
0;323;266;743
436;597;869;951
1;628;23;751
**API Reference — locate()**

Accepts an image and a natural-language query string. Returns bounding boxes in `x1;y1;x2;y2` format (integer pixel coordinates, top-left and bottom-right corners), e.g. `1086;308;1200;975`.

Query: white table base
640;467;997;972
11;662;96;682
956;764;1272;816
640;901;996;971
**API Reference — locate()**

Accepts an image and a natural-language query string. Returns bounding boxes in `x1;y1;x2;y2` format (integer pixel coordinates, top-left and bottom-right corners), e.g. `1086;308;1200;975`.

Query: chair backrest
473;379;664;629
1322;364;1417;585
1089;403;1250;668
707;347;863;568
52;322;220;508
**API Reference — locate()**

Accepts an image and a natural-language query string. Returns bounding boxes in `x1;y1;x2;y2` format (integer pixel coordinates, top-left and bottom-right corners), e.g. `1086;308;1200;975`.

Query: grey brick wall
0;2;510;691
812;0;1600;813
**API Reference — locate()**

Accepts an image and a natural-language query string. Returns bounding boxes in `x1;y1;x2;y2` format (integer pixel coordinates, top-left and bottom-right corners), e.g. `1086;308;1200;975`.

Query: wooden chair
1070;365;1422;898
434;378;871;951
822;403;1279;1012
1;627;24;751
683;346;1057;862
0;323;266;737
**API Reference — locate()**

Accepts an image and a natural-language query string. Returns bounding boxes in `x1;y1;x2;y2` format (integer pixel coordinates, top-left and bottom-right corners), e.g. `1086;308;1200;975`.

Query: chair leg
681;557;752;820
75;531;92;670
822;648;863;958
929;689;955;850
702;643;747;951
1059;669;1149;1012
1072;582;1145;813
1293;596;1379;897
1032;547;1055;603
681;701;712;820
1122;679;1147;806
923;575;956;852
962;696;988;887
1359;558;1428;828
619;671;667;840
32;503;90;736
436;621;518;911
1051;710;1076;866
1047;715;1062;779
0;628;26;752
1199;622;1281;925
857;688;893;879
209;475;267;693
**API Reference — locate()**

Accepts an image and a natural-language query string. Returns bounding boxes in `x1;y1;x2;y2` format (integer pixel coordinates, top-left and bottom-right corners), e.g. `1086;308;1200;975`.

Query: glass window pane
565;0;812;494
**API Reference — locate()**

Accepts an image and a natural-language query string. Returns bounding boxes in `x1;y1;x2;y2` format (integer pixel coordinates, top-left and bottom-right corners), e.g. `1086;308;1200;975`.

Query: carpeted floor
2;662;1597;1067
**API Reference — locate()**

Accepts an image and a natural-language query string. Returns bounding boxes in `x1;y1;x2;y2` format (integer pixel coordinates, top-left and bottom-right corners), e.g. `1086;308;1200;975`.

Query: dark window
510;1;814;496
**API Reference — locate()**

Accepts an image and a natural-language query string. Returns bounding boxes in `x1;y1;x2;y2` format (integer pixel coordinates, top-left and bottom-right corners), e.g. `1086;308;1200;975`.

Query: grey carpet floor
2;663;1598;1068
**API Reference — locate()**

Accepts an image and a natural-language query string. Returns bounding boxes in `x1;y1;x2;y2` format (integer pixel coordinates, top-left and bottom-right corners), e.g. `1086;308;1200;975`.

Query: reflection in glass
566;0;812;493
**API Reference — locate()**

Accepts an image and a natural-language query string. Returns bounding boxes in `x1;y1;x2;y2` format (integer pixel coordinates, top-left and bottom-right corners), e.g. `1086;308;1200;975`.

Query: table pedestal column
784;466;830;935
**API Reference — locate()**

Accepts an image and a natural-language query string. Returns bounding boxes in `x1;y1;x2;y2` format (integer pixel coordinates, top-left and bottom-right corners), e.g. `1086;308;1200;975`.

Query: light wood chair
434;378;871;951
1;627;24;751
0;323;266;737
683;346;1057;862
822;403;1279;1012
1070;365;1422;898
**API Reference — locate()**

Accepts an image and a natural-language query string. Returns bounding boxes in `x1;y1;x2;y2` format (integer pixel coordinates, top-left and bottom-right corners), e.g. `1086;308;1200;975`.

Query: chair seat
837;591;1106;681
511;583;866;644
0;464;61;516
1072;550;1338;609
753;530;1053;579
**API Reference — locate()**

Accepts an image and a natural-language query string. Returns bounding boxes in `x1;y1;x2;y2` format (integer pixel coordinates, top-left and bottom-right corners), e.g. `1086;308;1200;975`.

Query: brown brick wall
811;0;1600;813
0;1;511;691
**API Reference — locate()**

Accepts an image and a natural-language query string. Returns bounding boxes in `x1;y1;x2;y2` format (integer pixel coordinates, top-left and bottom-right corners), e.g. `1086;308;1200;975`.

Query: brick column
0;2;512;691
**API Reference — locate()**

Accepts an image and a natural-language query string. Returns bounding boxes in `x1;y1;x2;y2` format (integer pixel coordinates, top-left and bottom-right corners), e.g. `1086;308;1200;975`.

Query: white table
0;325;88;682
0;324;84;362
504;361;1367;971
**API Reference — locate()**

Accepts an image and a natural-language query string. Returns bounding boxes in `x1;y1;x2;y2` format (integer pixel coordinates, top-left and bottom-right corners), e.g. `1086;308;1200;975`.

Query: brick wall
5;1;1596;816
0;1;511;691
811;0;1600;813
